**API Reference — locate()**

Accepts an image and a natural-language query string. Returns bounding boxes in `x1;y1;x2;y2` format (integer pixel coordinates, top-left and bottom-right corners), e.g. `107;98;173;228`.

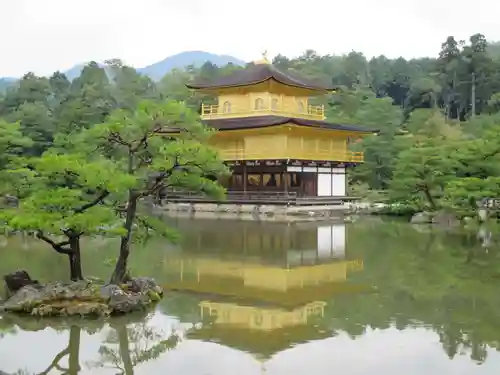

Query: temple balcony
218;148;363;162
201;102;325;121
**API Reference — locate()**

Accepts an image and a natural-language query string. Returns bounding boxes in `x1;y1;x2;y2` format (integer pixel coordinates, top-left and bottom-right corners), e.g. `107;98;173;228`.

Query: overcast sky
1;0;500;77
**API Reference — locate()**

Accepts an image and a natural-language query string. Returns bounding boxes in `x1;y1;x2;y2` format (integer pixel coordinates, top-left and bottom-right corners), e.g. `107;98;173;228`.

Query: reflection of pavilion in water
164;220;364;305
164;220;365;359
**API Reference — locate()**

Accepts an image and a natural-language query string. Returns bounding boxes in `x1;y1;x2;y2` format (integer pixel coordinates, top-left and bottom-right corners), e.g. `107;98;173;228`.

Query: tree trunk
68;237;83;281
117;325;134;375
68;326;82;375
38;326;81;375
110;194;138;284
423;187;437;210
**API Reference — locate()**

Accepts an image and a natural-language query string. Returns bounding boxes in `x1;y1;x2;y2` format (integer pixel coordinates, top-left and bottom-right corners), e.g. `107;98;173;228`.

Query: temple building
161;220;366;360
163;220;366;307
183;53;377;203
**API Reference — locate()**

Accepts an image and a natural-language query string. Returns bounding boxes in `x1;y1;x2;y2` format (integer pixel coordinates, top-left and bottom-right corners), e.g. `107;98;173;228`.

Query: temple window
297;100;305;113
254;97;264;110
222;101;231;113
271;98;279;110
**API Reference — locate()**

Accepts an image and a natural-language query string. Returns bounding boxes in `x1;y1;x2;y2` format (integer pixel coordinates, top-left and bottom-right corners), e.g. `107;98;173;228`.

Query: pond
1;217;500;374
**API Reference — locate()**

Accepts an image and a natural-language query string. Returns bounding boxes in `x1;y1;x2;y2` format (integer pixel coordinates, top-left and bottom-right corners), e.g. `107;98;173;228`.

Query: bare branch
108;132;131;147
36;231;73;255
135;215;156;237
38;346;70;375
139;155;179;197
74;190;110;214
131;122;163;153
137;152;153;169
139;157;211;198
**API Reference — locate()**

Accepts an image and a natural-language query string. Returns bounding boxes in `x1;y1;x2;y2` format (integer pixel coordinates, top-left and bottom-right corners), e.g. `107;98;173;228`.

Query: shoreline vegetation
1;35;500;318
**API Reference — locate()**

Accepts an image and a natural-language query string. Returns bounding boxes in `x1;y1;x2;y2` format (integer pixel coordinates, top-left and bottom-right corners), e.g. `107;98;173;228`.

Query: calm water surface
1;217;500;374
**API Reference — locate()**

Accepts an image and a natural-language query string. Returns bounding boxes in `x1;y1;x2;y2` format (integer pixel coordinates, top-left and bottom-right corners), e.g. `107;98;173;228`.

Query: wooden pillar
283;171;288;195
243;164;247;197
345;167;348;197
243;225;247;255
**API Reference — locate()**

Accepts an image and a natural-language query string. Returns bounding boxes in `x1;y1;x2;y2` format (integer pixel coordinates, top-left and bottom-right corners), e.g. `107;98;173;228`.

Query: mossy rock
1;274;164;318
147;290;161;302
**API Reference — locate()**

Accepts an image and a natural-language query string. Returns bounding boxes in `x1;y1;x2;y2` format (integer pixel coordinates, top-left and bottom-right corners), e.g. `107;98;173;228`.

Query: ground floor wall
224;159;350;197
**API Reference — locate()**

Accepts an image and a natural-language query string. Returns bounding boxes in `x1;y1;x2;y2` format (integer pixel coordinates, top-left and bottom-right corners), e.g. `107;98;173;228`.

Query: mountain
137;51;245;81
4;51;245;83
62;64;86;81
63;62;111;81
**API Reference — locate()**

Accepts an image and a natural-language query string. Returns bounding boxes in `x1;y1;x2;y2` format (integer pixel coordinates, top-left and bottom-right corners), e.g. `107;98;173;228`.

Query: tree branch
131;123;162;153
36;230;72;254
139;156;179;198
108;132;131;147
135;215;156;237
140;157;209;198
38;346;70;375
74;190;110;214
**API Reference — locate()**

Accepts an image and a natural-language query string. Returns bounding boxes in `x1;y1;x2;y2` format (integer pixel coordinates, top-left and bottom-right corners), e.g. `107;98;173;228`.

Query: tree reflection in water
38;325;81;375
0;313;179;375
88;320;180;375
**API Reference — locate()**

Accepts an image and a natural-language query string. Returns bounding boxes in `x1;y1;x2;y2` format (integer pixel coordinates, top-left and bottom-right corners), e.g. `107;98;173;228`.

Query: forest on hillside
1;34;500;216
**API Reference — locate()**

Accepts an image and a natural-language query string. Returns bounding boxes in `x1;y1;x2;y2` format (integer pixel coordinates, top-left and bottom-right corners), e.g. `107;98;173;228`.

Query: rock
4;270;39;296
410;211;460;227
109;291;149;314
85;276;104;283
3;194;19;207
99;284;123;301
0;275;163;318
478;208;488;223
129;277;163;296
410;212;433;224
1;284;44;312
433;211;460;228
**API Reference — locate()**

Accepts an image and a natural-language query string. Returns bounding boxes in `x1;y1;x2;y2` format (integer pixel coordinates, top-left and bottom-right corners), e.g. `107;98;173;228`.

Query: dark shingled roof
187;324;332;360
186;63;336;91
203;115;377;134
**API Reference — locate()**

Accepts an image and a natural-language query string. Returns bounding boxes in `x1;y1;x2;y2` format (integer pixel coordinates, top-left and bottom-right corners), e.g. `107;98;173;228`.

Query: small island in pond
1;270;163;317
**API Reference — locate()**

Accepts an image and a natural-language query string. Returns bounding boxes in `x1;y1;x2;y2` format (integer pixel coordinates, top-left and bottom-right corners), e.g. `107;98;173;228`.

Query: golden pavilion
183;53;377;203
162;220;367;359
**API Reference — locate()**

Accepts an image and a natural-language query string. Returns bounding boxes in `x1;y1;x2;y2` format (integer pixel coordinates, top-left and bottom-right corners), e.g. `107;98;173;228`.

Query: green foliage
330;89;404;189
390;138;449;209
0;152;130;237
443;177;500;217
73;100;228;200
0;120;33;165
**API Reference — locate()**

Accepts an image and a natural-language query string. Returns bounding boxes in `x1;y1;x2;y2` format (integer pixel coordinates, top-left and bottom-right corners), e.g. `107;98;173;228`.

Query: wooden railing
201;103;325;120
217;149;364;162
161;190;360;206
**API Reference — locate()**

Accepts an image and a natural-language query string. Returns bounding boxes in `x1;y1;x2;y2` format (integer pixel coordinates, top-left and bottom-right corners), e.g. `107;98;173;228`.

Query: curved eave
186;77;335;94
202;115;378;134
158;117;379;136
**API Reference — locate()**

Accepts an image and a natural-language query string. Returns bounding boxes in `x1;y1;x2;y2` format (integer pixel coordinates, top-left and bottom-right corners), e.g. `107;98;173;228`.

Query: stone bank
155;202;350;222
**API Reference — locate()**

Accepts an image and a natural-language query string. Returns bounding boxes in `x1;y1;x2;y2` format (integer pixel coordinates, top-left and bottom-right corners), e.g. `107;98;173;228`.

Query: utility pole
471;72;476;118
